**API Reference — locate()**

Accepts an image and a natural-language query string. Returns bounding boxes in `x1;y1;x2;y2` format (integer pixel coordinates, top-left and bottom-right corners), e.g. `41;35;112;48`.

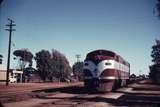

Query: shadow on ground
32;85;160;107
32;85;101;94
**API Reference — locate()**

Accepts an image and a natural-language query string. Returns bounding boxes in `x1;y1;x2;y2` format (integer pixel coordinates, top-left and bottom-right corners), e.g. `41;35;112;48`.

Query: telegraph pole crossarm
76;54;81;62
5;18;16;86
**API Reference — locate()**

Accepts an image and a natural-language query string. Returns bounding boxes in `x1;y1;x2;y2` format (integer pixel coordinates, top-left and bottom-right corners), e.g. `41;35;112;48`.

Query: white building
0;64;23;82
0;64;7;81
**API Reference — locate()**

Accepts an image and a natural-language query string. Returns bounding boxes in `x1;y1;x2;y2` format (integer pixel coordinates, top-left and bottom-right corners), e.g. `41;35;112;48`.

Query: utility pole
75;54;81;62
5;18;16;86
139;70;142;76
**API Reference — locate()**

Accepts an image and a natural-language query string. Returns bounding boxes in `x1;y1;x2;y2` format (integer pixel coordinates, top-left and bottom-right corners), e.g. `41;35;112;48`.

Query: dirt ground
0;80;160;107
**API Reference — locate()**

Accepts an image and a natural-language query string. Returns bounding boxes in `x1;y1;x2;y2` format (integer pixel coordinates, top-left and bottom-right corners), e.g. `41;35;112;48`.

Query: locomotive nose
94;68;99;77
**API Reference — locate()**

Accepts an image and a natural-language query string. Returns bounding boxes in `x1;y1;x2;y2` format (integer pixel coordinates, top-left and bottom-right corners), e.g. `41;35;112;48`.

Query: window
86;50;115;58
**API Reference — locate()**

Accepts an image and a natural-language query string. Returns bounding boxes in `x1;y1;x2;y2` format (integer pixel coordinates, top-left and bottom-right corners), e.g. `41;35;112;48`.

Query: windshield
87;50;115;58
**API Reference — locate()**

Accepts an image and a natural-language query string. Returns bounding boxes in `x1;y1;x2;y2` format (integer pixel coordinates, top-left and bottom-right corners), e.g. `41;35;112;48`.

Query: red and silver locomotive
83;50;130;91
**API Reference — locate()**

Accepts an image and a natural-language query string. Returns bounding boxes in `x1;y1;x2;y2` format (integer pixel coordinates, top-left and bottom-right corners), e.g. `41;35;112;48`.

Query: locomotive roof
87;49;115;55
86;49;129;65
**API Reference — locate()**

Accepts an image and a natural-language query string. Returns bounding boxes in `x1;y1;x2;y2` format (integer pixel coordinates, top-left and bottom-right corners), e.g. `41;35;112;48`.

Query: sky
0;0;160;75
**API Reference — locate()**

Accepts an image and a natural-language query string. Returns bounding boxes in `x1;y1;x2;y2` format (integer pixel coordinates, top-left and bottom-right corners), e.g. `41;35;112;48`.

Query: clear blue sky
0;0;160;75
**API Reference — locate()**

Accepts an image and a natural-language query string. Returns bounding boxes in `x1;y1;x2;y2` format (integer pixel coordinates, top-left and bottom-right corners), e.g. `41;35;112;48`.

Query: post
5;18;16;86
76;54;81;62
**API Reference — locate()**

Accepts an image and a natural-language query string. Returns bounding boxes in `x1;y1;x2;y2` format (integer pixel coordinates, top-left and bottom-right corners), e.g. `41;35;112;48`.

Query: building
0;64;23;83
0;64;7;82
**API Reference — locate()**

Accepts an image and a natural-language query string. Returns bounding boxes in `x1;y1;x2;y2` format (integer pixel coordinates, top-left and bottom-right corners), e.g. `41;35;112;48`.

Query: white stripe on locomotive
84;59;129;79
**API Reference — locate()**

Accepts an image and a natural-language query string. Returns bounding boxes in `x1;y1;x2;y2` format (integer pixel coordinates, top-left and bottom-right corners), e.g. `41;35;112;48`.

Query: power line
5;18;16;86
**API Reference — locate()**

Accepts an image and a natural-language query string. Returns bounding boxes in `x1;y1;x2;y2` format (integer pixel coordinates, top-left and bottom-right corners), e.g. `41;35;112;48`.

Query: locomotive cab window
87;50;115;58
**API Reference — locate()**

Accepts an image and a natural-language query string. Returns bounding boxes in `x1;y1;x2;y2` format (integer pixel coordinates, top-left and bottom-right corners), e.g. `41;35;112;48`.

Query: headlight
84;63;88;66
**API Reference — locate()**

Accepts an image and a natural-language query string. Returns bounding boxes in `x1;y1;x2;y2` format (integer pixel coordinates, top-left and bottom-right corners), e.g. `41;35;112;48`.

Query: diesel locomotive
83;49;130;91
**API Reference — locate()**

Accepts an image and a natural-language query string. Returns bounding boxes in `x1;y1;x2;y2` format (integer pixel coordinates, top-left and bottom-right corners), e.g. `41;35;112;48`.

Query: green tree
151;40;160;64
149;39;160;84
51;49;72;82
156;0;160;18
13;49;33;70
35;49;72;82
35;50;51;81
72;62;84;81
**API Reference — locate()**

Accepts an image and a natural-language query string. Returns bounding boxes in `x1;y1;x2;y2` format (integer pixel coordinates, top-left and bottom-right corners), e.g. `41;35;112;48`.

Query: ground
0;80;160;107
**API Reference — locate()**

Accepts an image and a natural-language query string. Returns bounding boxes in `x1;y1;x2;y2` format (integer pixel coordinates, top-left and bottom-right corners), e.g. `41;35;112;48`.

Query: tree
151;40;160;64
156;0;160;18
0;54;3;64
24;66;37;82
35;49;72;82
51;49;72;82
149;39;160;84
72;62;84;81
35;50;51;81
13;49;33;70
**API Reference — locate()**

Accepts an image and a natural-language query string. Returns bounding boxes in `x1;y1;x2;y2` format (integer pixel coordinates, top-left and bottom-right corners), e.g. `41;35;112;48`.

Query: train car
83;49;130;92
